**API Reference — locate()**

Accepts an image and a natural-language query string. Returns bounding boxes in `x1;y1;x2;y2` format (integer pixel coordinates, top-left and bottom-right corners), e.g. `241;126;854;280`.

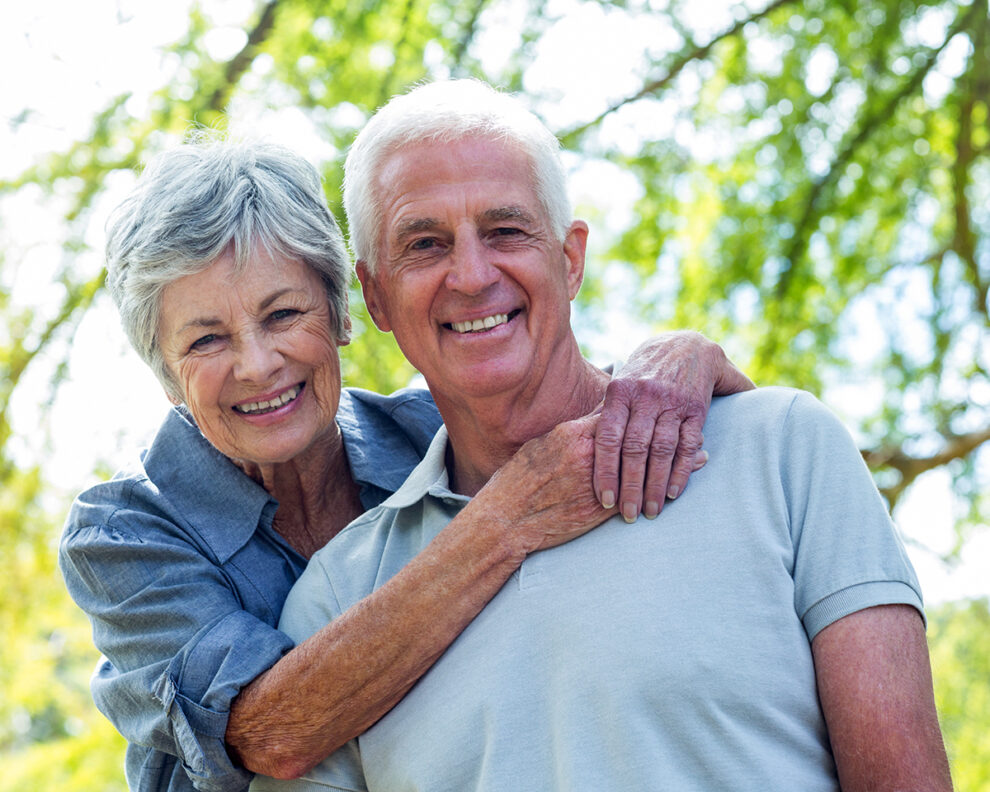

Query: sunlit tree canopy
1;0;987;788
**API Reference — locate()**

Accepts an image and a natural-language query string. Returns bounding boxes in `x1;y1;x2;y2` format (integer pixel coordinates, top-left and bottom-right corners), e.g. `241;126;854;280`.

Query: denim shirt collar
141;406;276;564
336;390;438;499
141;390;435;563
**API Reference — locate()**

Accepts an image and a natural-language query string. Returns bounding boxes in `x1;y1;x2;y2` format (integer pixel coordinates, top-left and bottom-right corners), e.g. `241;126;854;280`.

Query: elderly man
253;80;952;792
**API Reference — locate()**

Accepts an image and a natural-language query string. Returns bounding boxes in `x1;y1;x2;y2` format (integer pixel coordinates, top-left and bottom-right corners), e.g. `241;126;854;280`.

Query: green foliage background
1;0;987;788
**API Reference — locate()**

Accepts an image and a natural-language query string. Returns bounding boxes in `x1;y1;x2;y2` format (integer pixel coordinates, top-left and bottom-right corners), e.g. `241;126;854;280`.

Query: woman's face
158;247;347;466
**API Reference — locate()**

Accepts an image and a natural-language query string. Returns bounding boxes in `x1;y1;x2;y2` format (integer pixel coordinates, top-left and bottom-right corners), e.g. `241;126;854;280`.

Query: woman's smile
232;382;304;416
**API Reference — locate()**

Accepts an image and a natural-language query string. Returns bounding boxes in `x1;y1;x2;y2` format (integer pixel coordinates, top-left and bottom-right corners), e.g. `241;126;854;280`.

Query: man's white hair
343;79;572;274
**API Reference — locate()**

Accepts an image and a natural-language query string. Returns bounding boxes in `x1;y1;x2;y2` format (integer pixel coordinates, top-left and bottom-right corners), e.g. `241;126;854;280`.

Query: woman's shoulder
340;386;443;456
62;405;270;550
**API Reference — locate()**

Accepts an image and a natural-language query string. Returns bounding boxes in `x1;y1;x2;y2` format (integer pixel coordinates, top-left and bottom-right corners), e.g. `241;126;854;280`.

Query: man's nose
233;332;283;383
444;235;500;295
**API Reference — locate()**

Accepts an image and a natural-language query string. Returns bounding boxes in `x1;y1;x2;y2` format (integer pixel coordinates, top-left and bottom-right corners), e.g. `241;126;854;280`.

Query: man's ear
356;260;392;332
563;220;589;301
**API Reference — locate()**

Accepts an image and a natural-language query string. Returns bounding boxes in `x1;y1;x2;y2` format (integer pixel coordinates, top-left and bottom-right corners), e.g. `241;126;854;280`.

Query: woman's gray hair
343;79;572;274
105;135;351;401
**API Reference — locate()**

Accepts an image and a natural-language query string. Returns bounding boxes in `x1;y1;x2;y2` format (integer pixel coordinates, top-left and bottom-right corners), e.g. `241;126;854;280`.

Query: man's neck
435;346;610;496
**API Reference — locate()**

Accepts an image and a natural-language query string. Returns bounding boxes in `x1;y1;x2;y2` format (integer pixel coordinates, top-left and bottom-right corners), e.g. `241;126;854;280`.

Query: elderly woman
59;139;750;792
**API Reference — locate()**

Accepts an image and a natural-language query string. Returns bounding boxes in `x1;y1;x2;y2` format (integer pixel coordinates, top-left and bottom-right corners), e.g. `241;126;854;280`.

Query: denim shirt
58;387;442;792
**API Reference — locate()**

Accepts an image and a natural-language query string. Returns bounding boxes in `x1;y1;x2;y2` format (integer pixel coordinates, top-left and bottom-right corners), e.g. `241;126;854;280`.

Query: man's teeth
234;385;301;415
451;313;509;334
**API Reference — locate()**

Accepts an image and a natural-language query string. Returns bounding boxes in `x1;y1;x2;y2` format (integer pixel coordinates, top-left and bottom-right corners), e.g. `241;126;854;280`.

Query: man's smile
445;309;522;334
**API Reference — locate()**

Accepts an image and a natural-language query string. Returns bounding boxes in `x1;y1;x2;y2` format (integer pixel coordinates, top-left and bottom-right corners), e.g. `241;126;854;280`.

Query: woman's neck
236;426;364;558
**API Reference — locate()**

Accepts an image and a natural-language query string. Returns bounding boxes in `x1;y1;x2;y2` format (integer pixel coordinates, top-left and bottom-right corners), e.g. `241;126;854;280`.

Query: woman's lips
232;383;303;415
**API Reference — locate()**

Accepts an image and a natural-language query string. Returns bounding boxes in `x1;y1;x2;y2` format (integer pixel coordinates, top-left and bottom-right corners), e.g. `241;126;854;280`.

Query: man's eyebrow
393;217;441;242
481;206;538;225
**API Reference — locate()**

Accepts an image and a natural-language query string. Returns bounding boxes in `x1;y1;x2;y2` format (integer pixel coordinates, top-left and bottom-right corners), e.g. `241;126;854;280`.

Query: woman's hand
470;414;618;559
594;331;754;521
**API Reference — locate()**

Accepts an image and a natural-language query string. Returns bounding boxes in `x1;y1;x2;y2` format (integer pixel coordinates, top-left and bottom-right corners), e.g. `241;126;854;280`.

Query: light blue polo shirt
256;387;923;792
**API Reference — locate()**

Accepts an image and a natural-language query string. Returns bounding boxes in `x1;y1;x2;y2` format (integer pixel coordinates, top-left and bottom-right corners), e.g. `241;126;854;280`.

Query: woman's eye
270;308;298;321
189;334;217;351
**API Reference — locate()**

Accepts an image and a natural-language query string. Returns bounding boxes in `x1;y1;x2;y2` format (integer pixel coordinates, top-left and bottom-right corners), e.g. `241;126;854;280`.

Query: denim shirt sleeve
60;510;295;792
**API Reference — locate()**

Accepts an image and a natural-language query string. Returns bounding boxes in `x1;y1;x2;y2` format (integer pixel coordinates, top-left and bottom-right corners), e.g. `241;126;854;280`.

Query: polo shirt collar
380;426;468;510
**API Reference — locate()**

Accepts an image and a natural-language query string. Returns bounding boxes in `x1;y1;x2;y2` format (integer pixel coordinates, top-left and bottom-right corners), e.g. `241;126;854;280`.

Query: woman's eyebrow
258;287;297;311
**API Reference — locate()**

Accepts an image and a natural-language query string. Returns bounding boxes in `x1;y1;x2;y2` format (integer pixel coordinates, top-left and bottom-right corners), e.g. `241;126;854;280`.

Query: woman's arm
60;514;294;792
227;415;615;778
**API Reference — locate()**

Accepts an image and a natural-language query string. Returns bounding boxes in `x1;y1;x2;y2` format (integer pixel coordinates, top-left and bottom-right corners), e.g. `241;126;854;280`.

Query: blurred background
1;0;987;788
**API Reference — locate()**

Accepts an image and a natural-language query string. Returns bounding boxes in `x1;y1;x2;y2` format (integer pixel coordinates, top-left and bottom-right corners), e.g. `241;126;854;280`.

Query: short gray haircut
343;79;572;274
105;135;351;401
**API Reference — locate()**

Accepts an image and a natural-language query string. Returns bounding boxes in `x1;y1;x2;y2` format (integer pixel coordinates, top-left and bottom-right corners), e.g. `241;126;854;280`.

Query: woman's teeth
451;313;509;334
234;385;301;415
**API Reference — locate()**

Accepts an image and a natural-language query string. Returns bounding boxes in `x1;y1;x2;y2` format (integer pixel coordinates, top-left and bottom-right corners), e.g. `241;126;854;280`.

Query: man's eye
410;238;438;250
491;227;525;239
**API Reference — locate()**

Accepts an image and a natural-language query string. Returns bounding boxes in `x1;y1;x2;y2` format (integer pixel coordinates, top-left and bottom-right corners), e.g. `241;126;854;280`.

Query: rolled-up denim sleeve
61;519;295;792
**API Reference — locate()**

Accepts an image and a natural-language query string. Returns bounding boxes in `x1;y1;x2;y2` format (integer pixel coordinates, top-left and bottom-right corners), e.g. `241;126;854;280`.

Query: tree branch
0;269;106;479
775;0;986;301
864;425;990;508
376;0;420;107
450;0;491;73
205;0;281;113
558;0;798;144
954;0;989;317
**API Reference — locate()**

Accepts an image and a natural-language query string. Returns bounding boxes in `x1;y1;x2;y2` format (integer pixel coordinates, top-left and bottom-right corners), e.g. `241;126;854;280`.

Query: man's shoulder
709;386;836;429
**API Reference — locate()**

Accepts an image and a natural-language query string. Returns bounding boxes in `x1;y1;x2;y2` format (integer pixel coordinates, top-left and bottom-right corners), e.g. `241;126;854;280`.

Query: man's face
357;137;587;404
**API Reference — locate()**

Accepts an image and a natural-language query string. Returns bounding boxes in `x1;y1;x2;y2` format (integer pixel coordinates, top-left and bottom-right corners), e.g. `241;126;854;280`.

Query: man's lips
445;309;521;334
232;383;303;415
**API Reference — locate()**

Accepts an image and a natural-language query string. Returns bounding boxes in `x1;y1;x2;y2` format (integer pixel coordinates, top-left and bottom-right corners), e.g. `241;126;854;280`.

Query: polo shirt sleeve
60;510;294;792
779;390;924;641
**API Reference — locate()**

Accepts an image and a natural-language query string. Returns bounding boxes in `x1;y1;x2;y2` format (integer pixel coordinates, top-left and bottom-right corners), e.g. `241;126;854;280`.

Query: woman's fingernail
666;485;680;500
601;490;616;509
644;501;659;519
622;502;638;523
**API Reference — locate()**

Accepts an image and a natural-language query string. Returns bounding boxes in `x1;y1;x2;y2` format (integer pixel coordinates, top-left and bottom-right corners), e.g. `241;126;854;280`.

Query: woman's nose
233;332;283;383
